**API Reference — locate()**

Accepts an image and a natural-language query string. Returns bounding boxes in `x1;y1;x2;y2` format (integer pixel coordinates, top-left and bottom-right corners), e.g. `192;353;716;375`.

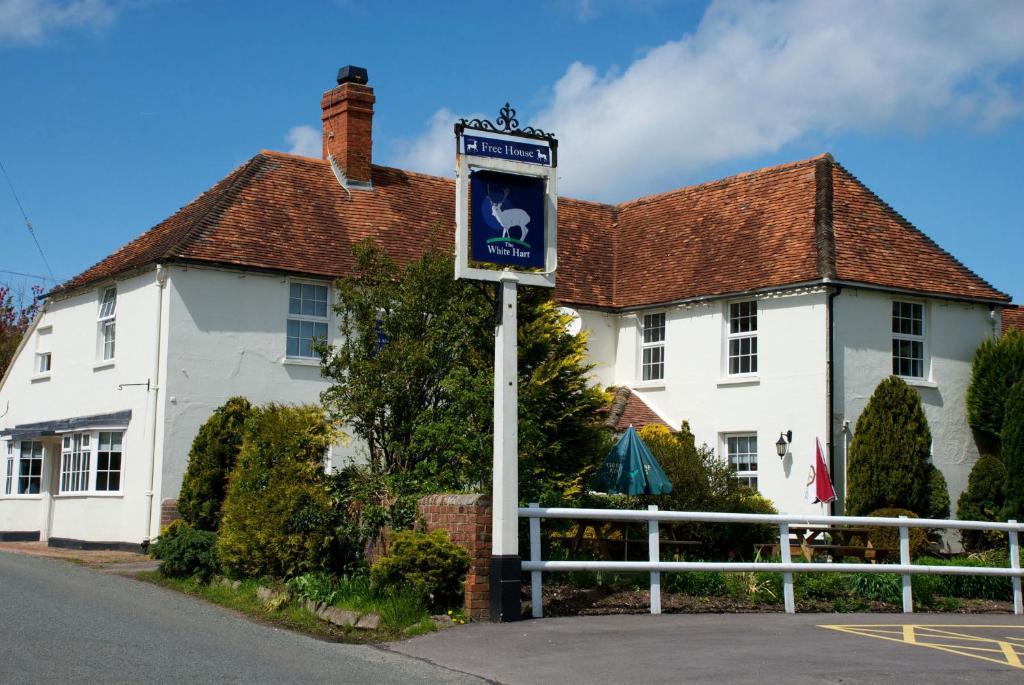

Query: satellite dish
558;307;583;337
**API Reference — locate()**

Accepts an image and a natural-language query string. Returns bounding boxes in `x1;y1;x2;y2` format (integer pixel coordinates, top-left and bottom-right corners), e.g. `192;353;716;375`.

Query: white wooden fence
520;504;1024;617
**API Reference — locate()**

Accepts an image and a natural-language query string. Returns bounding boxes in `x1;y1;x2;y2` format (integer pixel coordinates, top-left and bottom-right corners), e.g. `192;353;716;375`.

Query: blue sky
2;0;1023;304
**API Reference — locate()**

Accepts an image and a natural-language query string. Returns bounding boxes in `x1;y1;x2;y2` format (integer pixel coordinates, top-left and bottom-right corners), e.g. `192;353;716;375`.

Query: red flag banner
809;438;837;504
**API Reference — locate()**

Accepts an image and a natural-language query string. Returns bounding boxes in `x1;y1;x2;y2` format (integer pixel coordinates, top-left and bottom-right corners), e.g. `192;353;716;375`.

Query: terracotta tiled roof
830;162;1007;302
55;151;1009;307
605;386;668;431
1004;306;1024;336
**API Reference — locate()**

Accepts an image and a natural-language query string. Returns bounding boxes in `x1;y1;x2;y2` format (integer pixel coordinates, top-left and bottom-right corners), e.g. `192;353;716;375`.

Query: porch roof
0;410;132;441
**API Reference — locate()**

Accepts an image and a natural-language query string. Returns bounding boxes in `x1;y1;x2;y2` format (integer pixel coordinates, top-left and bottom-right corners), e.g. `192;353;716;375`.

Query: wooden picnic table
548;519;700;561
758;524;887;563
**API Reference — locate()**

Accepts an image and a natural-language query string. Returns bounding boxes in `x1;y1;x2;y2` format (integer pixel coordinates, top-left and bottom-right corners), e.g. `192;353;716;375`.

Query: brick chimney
321;65;375;184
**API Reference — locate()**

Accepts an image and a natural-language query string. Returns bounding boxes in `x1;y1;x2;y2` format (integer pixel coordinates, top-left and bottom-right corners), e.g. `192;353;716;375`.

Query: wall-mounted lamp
775;431;793;458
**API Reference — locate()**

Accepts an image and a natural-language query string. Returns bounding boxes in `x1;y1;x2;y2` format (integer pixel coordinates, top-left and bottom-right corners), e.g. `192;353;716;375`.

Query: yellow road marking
820;624;1024;671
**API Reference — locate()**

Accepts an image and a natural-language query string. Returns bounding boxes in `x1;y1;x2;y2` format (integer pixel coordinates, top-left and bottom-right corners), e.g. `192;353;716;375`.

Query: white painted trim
716;376;760;387
92;360;115;371
281;357;320;367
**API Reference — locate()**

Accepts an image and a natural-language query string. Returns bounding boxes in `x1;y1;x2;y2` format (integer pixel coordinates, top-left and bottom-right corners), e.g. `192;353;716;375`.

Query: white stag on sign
466;139;478;153
487;185;530;242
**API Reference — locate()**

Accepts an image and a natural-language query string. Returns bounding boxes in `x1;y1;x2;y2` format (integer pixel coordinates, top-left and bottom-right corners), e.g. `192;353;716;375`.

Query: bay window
59;430;124;494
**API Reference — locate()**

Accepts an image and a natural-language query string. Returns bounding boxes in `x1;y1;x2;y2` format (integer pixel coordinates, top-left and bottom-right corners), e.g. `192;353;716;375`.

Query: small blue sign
470;170;545;269
463;134;552;166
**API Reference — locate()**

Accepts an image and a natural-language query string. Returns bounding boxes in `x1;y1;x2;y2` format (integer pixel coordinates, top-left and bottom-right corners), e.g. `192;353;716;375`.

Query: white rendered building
1;67;1011;549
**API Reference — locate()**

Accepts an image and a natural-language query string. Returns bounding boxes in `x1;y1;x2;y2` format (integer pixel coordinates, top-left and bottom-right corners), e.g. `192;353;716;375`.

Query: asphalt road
6;549;1023;684
389;612;1024;684
0;551;482;684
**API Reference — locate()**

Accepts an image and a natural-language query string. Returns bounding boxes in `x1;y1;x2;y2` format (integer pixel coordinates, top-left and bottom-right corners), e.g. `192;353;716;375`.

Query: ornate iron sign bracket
456;103;558;165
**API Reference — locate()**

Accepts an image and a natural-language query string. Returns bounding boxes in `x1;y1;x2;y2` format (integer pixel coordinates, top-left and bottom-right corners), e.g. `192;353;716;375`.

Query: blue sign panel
470;170;545;269
463;134;552;166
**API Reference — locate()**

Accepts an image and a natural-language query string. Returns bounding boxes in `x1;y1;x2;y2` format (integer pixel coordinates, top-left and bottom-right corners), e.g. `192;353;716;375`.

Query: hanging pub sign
454;103;558;288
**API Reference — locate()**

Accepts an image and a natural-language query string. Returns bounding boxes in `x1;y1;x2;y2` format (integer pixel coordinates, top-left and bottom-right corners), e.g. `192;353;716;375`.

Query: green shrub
370;529;470;610
794;572;850;602
956;455;1008;552
850;572;902;604
914;555;1012;601
910;573;942;607
846;376;932;517
178;397;253;531
640;423;778;560
149;520;219;581
217;404;340;578
967;329;1024;454
663;570;729;597
926;466;950;520
855;508;931;559
1002;380;1024;521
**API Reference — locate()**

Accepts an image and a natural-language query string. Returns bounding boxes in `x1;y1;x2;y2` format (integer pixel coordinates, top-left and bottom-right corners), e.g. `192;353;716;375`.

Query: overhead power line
0;157;56;282
0;268;57;283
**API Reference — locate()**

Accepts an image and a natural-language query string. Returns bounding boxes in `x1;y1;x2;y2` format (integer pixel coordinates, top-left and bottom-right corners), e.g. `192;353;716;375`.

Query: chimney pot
337;65;369;86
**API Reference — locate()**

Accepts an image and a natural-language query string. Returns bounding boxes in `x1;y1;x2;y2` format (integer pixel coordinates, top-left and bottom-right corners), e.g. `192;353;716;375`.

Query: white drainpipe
143;265;167;544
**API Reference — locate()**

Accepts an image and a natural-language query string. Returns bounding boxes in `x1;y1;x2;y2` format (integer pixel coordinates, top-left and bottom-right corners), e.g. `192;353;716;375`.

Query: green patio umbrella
590;425;673;495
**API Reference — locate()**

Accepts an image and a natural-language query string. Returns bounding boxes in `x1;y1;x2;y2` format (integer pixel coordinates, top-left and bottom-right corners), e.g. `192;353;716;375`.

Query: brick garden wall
417;494;492;620
160;498;181;529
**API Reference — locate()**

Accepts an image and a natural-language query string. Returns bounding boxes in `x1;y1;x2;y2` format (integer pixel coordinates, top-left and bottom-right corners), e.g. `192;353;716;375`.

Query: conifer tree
846;376;932;516
1001;380;1024;521
956;455;1008;551
967;329;1024;454
177;396;253;531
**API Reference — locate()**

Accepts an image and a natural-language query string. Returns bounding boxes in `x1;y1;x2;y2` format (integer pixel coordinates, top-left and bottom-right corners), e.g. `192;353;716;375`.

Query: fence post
1010;520;1022;616
648;505;661;615
899;516;912;613
779;520;795;614
528;503;542;619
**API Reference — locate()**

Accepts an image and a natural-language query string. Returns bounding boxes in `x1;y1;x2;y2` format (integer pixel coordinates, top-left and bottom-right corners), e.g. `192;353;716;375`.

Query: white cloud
396;0;1024;201
284;125;322;158
391;108;459;176
0;0;118;45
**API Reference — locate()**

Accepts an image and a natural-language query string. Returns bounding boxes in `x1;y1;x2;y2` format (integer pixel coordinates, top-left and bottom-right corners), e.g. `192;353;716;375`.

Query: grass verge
136;572;437;643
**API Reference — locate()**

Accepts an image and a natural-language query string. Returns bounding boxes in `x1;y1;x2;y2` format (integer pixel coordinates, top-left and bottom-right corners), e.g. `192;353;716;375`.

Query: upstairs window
640;312;666;381
726;434;758;490
727;301;758;375
4;441;43;496
892;301;925;378
287;282;329;358
97;286;117;361
35;325;52;375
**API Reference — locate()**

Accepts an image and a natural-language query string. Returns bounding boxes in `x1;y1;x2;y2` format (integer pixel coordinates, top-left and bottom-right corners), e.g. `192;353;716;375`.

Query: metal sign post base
489;554;522;622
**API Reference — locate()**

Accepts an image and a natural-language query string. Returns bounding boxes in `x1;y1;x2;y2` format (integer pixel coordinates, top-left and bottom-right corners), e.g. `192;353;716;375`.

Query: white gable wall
585;290;831;516
158;265;359;504
0;269;164;543
834;288;996;517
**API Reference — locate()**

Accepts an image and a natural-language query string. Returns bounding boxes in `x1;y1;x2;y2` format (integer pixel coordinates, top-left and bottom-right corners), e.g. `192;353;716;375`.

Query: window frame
286;280;331;360
639;311;666;382
57;429;125;496
3;440;44;497
724;433;759;491
725;300;758;377
97;286;117;362
892;300;927;379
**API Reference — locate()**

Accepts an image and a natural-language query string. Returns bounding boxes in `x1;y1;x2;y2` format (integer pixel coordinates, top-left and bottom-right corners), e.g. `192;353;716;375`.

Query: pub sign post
454;104;558;622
